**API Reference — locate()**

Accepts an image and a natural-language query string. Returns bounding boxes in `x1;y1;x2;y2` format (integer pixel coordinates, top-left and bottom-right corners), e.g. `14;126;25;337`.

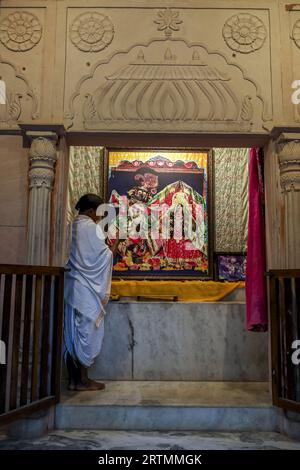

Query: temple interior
0;0;300;451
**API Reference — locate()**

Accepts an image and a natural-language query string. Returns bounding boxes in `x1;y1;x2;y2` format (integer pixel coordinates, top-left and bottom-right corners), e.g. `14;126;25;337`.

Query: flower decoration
70;12;114;52
292;19;300;49
0;11;42;52
154;8;182;37
222;13;266;53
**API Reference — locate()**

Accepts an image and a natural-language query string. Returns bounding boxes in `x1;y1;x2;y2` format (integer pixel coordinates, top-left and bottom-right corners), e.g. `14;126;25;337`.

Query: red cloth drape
246;148;268;332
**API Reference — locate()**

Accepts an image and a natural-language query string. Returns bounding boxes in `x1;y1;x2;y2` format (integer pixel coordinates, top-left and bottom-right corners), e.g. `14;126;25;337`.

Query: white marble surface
1;430;300;450
90;301;268;381
280;410;300;440
56;404;278;432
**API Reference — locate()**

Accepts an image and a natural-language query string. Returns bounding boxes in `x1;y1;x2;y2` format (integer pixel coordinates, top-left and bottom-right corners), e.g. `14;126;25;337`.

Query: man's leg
75;363;105;391
66;352;80;391
66;308;106;391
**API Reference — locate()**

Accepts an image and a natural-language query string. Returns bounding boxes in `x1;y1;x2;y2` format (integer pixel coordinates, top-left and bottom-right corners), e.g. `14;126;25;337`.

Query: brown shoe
75;380;105;391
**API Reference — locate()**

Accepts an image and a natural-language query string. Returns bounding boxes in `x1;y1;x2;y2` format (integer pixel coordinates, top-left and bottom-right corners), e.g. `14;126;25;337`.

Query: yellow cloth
111;280;245;302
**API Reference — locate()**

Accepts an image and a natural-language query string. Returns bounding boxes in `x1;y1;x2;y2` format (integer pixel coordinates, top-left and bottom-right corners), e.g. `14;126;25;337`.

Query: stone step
55;381;278;432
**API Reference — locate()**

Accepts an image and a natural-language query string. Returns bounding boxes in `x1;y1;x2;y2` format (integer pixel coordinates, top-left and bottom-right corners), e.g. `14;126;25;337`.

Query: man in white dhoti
64;194;119;391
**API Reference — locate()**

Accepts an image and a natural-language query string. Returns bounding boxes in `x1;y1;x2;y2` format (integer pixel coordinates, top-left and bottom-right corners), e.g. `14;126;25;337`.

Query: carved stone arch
65;38;271;132
0;55;39;128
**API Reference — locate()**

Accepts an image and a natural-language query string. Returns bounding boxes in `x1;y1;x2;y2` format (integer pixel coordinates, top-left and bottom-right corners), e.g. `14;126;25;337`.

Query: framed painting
215;253;247;281
106;149;213;279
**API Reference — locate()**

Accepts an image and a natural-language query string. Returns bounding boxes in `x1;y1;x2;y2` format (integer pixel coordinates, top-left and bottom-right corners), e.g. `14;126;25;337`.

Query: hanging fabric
214;147;249;252
67;146;104;223
246;148;268;332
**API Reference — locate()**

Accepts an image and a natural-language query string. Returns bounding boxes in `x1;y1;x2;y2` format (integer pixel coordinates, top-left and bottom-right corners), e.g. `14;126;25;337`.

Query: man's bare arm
107;229;120;254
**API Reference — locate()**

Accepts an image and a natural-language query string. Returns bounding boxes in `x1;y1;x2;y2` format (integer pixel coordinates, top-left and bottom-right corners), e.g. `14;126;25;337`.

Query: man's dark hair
75;193;103;212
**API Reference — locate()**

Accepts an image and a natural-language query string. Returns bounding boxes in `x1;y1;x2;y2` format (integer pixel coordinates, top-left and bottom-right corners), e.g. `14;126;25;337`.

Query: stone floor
1;430;300;450
60;381;271;407
2;381;299;449
56;381;275;431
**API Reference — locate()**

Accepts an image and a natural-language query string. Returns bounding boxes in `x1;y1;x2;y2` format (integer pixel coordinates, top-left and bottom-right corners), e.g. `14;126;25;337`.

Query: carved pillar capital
274;132;300;268
25;130;61;266
276;135;300;192
28;133;58;190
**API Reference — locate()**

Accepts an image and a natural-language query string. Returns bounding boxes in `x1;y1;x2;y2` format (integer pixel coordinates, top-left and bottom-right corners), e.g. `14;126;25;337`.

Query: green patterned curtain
214;148;249;252
67;146;104;223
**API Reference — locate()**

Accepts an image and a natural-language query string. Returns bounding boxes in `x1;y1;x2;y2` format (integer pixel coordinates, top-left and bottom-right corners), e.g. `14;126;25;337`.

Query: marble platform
90;301;268;381
55;381;277;432
222;287;245;302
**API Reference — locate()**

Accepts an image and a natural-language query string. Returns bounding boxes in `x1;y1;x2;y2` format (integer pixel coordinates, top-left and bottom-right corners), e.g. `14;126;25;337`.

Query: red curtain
246;148;268;332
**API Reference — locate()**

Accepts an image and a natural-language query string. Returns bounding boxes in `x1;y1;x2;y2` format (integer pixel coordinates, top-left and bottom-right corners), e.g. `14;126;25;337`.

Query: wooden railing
269;270;300;413
0;265;65;424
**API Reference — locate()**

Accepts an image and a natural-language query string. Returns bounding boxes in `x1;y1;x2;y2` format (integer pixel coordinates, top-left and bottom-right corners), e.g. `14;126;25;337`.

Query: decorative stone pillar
276;135;300;268
26;132;58;265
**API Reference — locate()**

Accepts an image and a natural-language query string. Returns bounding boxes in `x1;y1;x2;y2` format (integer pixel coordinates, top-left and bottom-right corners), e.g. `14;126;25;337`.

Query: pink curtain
246;148;268;332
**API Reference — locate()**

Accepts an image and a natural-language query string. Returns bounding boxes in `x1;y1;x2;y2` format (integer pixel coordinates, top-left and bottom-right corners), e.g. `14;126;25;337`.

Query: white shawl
64;215;113;323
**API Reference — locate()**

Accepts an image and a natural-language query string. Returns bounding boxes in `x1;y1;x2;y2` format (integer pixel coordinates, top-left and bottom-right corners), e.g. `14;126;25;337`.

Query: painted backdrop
108;151;210;278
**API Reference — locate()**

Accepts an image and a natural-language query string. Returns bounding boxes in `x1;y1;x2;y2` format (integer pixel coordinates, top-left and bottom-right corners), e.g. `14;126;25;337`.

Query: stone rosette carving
277;139;300;192
222;13;267;54
154;8;182;37
0;11;42;52
28;137;57;189
292;19;300;49
70;12;114;52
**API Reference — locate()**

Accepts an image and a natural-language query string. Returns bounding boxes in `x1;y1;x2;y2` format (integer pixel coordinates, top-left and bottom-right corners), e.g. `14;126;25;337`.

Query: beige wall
0;0;298;133
0;135;28;264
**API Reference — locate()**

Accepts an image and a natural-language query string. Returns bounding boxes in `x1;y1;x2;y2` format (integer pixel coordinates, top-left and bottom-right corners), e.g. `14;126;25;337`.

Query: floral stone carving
70;12;114;52
0;11;42;52
292;20;300;49
222;13;266;54
154;8;182;38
